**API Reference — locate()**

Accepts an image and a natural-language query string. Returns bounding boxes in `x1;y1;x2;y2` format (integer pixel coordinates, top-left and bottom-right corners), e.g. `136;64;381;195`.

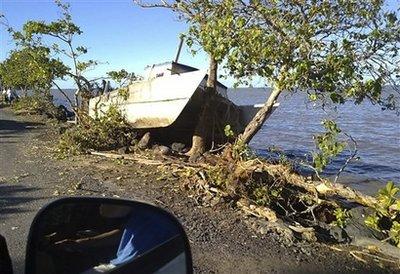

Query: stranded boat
88;61;279;144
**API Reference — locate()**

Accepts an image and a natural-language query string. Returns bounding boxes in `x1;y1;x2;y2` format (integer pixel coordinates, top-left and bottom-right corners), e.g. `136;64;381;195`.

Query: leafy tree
0;46;68;97
6;0;99;118
312;120;346;173
365;181;400;247
107;69;142;89
136;0;399;153
224;0;400;144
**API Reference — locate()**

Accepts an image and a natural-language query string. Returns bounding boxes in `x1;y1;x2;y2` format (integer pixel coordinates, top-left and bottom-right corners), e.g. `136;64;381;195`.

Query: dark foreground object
0;234;13;274
26;197;192;274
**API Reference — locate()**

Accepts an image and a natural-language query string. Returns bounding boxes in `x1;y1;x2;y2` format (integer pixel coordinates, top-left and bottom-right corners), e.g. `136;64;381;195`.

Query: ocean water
228;88;400;195
50;87;399;194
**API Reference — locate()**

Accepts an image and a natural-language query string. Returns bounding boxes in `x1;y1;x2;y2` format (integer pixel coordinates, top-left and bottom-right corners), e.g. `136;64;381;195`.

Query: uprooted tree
225;0;399;145
131;1;400;249
136;0;399;152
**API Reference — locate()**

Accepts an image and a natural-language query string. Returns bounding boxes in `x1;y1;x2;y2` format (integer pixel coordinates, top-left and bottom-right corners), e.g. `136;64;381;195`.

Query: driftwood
352;237;400;260
229;155;378;209
90;151;124;159
260;163;377;208
89;150;209;169
90;150;378;209
90;150;164;165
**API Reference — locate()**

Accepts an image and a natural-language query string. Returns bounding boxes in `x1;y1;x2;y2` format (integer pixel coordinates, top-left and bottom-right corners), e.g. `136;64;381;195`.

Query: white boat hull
89;70;209;128
88;63;279;144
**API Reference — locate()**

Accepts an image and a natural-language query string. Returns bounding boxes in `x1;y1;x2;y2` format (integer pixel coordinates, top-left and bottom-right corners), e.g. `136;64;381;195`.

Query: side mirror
25;197;193;274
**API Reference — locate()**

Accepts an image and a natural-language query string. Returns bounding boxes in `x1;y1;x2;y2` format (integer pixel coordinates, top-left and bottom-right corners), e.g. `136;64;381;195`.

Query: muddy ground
0;107;398;273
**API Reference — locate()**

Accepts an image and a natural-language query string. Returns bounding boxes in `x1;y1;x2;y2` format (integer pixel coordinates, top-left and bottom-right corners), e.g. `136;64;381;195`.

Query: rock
210;197;220;207
301;230;318;243
137;132;151;150
346;206;385;239
329;226;349;243
117;146;129;154
171;142;186;153
259;226;269;235
329;206;385;243
155;145;171;156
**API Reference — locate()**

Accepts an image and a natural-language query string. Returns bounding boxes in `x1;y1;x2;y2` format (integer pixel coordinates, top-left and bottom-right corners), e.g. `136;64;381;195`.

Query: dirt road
0;108;396;273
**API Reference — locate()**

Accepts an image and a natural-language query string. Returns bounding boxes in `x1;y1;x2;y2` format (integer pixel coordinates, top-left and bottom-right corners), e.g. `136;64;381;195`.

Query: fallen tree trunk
261;163;378;208
239;87;282;144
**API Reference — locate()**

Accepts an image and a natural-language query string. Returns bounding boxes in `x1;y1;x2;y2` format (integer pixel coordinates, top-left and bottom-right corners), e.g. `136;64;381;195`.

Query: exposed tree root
89;144;399;265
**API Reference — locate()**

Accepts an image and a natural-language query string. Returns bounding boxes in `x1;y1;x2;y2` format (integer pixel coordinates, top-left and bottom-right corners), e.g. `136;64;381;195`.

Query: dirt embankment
1;108;398;273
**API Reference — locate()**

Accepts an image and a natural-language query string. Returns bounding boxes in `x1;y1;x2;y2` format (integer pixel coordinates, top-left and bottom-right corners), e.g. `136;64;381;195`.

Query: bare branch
334;133;358;184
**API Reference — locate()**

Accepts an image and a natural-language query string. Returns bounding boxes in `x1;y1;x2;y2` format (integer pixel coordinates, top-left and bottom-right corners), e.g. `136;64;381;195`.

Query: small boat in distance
88;61;279;145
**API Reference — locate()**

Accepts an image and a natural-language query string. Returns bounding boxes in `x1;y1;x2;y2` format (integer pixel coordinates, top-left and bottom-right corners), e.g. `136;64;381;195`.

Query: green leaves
389;221;400;247
58;105;135;156
76;46;88;54
333;208;351;228
173;0;239;62
0;46;68;92
377;181;399;216
221;0;398;109
312;120;346;172
364;215;380;230
224;124;235;138
365;181;400;248
107;69;142;89
21;3;81;40
76;60;98;72
6;0;100;113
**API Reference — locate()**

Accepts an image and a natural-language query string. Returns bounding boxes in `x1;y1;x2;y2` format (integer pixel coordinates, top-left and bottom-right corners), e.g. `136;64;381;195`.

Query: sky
0;0;399;89
0;0;215;88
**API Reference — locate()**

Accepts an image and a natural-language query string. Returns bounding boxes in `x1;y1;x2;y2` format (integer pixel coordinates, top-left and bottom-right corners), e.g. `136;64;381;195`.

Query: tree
224;0;399;144
0;46;68;97
134;0;239;156
7;0;99;118
136;0;399;151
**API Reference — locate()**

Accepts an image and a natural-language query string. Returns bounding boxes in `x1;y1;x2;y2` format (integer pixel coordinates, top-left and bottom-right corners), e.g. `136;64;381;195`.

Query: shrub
57;105;136;157
332;208;351;228
312;120;346;173
365;181;400;247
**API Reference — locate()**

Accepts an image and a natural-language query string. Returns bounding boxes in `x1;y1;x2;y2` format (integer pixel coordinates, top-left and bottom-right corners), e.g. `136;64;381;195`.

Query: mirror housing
0;234;13;274
25;197;193;274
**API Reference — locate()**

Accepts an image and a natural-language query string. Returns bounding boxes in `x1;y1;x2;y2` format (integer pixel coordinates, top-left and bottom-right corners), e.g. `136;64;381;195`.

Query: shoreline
1;107;399;273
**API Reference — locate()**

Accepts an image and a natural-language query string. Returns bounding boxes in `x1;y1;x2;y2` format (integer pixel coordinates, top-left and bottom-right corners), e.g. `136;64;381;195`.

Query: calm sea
51;88;400;194
228;88;400;195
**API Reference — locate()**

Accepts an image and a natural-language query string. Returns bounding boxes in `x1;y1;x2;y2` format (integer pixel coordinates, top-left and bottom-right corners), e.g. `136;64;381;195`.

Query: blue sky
0;0;213;88
0;0;399;89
